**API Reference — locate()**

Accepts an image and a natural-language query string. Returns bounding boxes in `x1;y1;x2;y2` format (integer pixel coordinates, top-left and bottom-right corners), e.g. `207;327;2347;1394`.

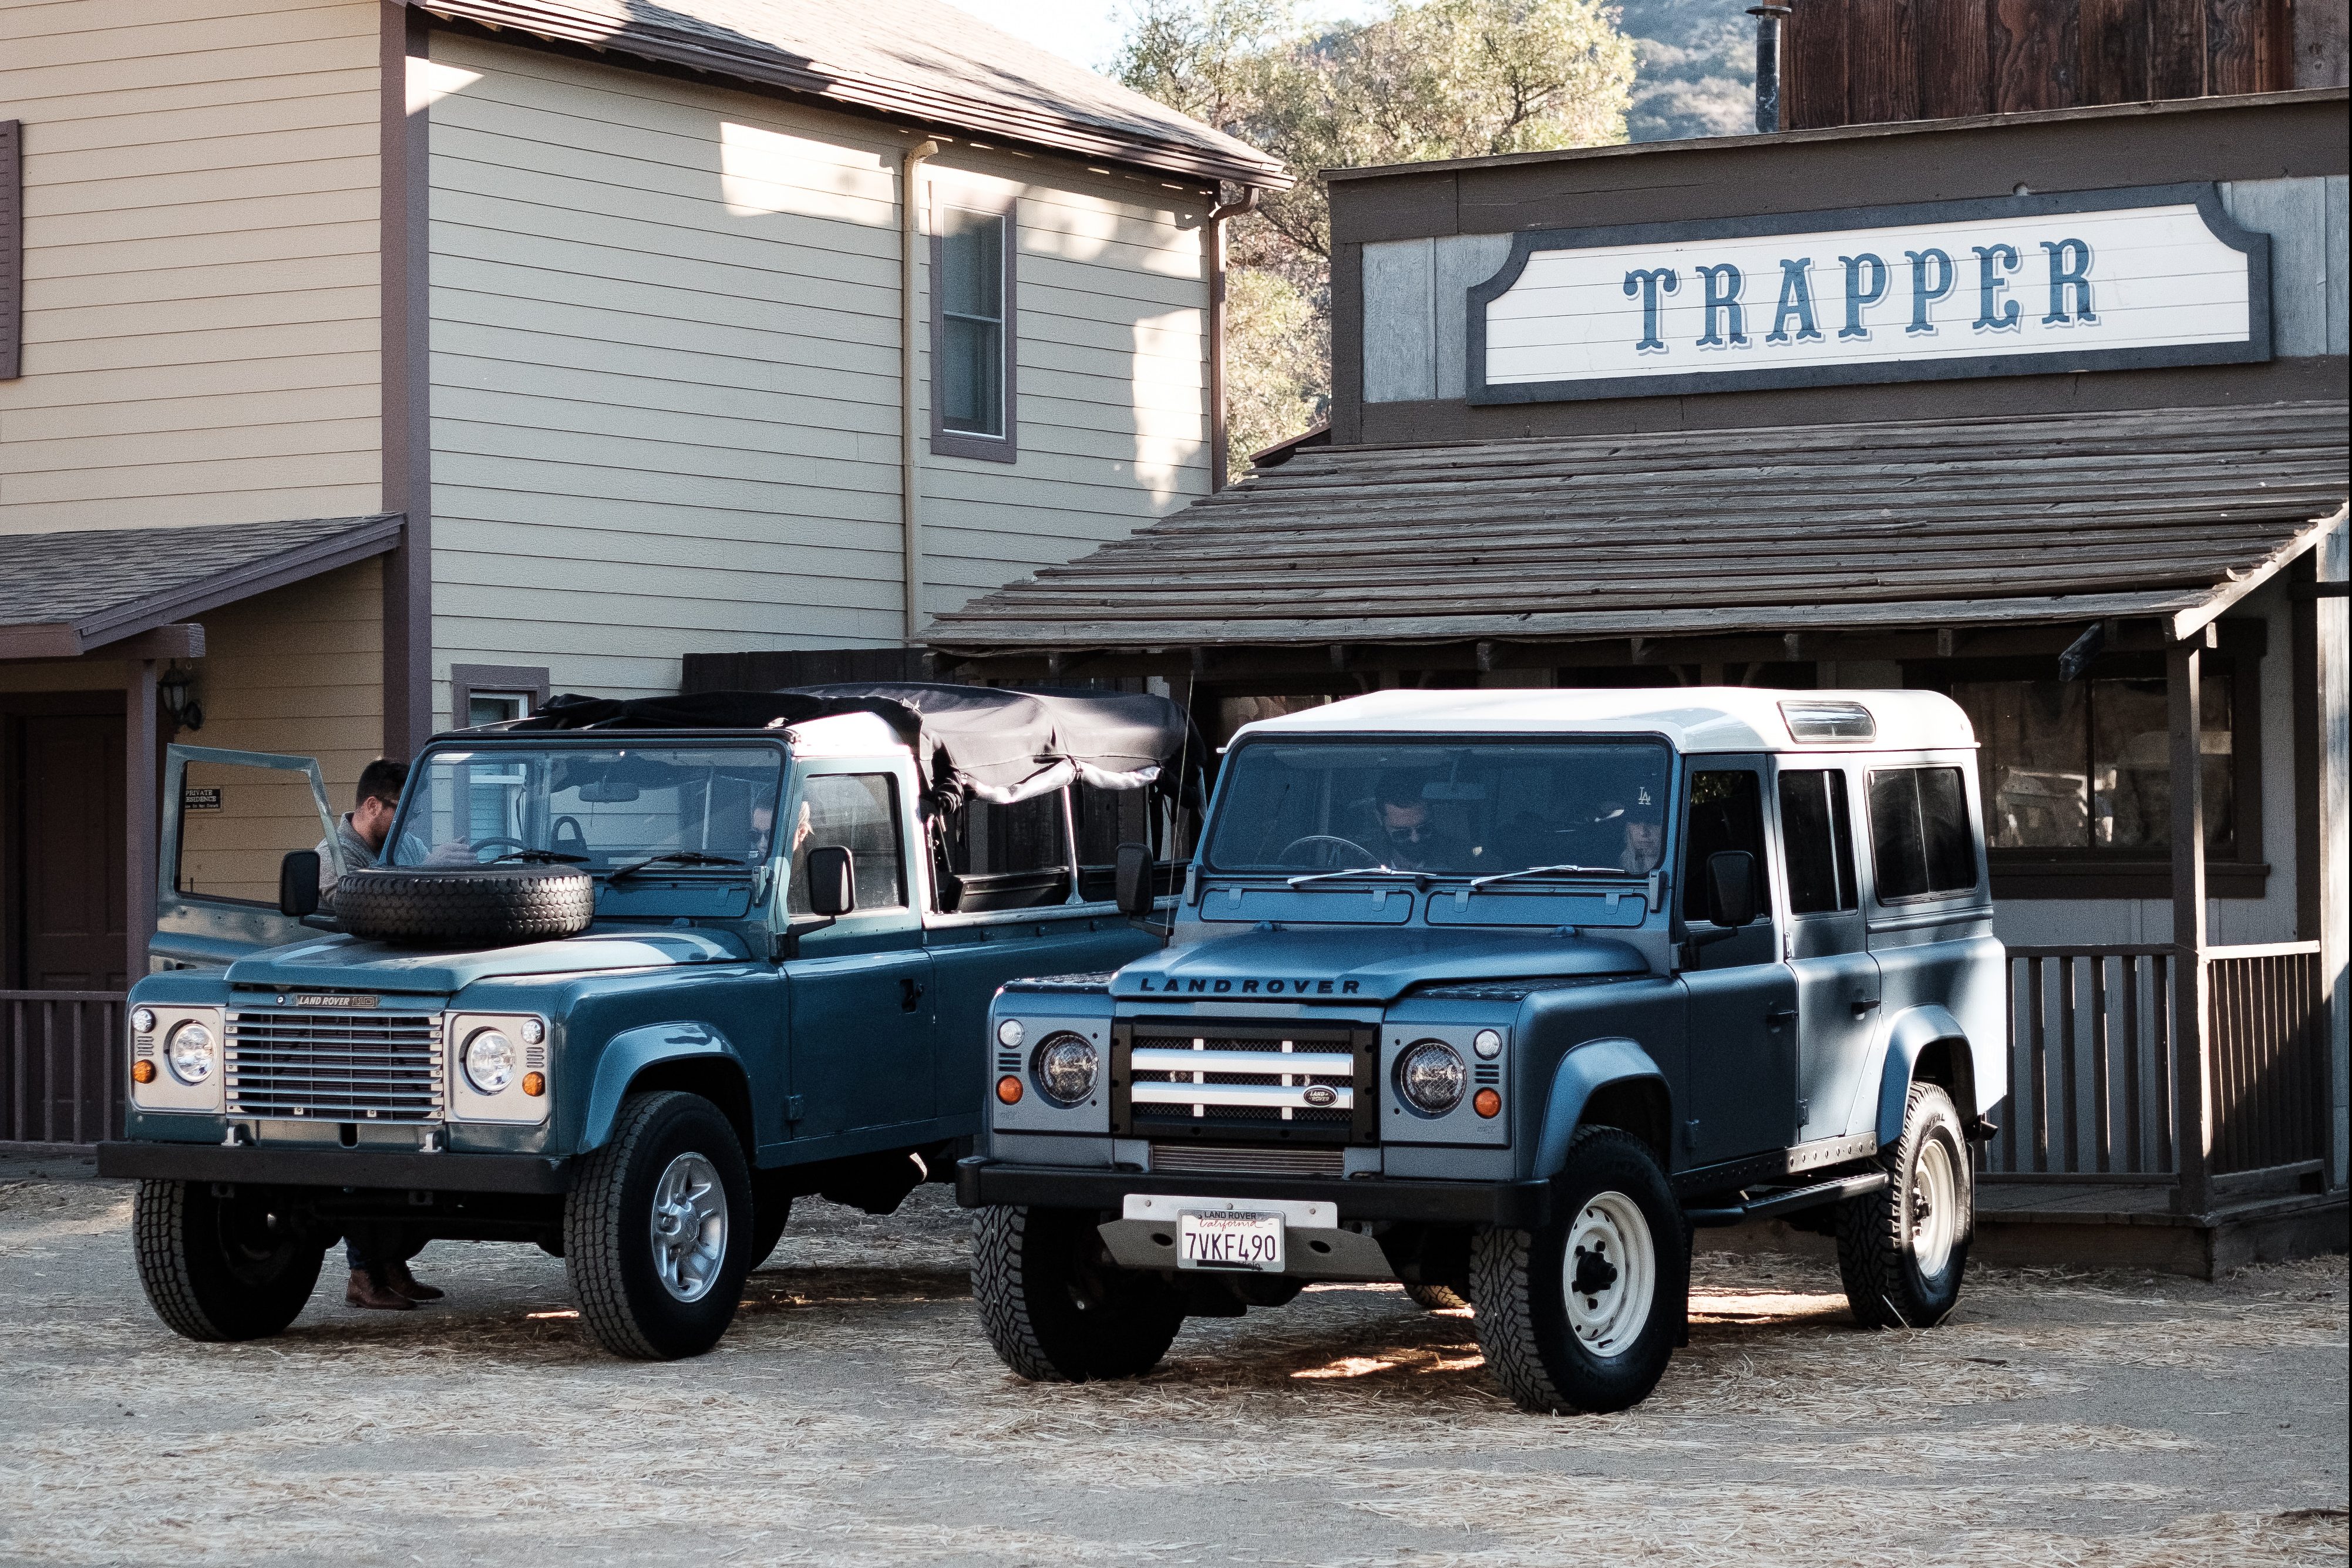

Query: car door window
787;773;906;916
1867;766;1978;902
1681;769;1771;921
1779;769;1859;915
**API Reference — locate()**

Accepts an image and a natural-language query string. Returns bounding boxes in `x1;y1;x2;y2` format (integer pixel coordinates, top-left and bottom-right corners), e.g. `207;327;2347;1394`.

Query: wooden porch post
2169;634;2213;1216
125;658;158;985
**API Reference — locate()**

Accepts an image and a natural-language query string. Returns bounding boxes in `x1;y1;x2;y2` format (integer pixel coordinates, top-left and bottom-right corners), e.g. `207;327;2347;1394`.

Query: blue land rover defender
101;684;1193;1359
959;689;2006;1413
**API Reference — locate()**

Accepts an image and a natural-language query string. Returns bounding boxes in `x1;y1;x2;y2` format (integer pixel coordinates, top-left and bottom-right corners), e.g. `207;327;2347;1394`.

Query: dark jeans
344;1224;426;1273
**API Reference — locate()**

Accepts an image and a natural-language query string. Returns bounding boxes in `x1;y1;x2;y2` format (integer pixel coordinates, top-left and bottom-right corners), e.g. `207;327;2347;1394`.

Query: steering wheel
550;815;590;859
469;835;533;861
1276;834;1381;869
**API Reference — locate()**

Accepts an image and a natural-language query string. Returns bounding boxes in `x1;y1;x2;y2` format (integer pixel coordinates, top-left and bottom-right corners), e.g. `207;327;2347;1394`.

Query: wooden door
15;715;127;990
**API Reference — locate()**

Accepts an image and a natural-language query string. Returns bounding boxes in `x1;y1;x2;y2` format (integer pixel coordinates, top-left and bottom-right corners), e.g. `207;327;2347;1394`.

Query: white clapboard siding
0;0;383;534
429;35;1213;702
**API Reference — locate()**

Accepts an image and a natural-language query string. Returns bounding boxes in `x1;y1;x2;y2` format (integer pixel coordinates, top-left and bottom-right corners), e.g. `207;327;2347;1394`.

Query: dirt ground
1;1166;2344;1568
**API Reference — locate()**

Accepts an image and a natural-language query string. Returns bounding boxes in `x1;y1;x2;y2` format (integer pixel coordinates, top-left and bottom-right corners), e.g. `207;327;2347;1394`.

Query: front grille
226;1009;443;1123
1150;1142;1345;1177
1113;1021;1377;1145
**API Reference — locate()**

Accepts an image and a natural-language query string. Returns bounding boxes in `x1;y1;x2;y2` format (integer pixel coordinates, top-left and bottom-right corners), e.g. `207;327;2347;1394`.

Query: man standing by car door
310;758;443;1311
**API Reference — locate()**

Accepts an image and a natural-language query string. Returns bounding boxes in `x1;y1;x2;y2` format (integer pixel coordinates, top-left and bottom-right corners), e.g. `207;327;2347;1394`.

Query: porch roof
0;514;403;659
925;401;2350;659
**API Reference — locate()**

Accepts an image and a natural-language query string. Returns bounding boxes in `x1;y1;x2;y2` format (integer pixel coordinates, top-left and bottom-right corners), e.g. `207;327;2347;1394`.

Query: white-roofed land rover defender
957;688;2005;1413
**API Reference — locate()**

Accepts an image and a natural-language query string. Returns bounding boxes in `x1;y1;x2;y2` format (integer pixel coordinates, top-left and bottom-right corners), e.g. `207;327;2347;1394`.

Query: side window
935;790;1072;911
1778;769;1858;915
1867;766;1979;902
1681;769;1770;922
787;774;906;916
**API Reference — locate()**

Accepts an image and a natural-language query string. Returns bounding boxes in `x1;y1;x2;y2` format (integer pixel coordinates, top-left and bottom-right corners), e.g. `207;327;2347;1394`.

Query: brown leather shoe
345;1268;416;1311
385;1261;444;1302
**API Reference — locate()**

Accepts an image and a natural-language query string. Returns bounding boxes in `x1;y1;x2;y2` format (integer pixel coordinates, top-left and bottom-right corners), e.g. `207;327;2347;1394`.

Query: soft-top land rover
101;683;1193;1359
959;688;2006;1413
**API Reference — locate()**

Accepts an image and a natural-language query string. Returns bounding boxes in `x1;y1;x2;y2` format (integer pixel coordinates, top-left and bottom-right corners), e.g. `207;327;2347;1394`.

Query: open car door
150;743;342;970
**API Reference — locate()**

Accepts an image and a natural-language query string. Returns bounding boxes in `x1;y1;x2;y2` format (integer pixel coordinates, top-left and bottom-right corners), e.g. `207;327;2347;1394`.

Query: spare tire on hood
337;863;595;948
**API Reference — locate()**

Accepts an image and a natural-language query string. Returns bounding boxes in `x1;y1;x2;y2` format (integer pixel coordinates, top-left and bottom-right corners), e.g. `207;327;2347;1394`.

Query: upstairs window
931;200;1017;461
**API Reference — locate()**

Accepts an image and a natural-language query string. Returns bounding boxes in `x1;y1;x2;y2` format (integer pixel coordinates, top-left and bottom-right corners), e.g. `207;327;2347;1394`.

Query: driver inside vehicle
1375;776;1472;872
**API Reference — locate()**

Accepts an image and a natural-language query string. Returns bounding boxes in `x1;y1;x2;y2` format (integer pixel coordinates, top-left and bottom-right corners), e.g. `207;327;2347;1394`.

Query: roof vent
1780;699;1876;743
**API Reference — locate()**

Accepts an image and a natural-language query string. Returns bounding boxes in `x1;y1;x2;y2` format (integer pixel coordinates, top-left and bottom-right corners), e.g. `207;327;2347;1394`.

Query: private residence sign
1466;184;2271;404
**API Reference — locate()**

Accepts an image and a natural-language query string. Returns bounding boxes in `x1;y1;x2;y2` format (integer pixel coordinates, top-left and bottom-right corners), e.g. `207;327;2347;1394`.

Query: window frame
450;664;550;733
1865;763;1983;907
928;188;1019;465
786;769;909;918
1778;765;1860;917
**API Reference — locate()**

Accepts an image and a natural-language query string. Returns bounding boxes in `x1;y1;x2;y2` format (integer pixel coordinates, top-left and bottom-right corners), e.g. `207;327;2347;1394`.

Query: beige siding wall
425;37;1210;709
0;0;384;534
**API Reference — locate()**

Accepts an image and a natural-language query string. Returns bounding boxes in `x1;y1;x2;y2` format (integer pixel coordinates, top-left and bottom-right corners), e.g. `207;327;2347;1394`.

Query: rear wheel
564;1091;753;1359
972;1205;1185;1381
1836;1082;1971;1328
1404;1281;1471;1311
132;1179;325;1342
1471;1127;1687;1414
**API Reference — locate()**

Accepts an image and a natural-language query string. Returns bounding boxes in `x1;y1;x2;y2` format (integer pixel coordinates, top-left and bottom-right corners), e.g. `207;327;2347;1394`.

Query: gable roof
409;0;1289;189
925;401;2351;657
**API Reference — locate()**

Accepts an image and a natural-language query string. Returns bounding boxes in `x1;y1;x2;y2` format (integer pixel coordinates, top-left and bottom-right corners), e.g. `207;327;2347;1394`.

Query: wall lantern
158;661;204;732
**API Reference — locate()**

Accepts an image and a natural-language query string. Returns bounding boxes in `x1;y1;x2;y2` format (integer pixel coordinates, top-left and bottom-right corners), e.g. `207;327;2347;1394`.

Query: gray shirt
314;814;379;911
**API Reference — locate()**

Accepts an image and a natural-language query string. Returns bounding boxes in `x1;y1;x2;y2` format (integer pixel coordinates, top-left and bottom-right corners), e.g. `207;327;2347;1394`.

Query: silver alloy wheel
1909;1133;1960;1278
1560;1190;1657;1360
649;1151;728;1303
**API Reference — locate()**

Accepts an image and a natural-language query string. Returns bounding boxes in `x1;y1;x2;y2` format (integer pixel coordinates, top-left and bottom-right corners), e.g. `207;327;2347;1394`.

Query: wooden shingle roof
926;402;2350;655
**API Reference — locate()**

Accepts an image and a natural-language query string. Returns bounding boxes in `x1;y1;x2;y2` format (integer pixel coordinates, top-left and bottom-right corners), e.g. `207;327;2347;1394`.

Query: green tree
1115;0;1635;469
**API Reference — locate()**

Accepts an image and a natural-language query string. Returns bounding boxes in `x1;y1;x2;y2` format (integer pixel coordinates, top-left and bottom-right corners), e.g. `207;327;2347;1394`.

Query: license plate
1177;1209;1286;1272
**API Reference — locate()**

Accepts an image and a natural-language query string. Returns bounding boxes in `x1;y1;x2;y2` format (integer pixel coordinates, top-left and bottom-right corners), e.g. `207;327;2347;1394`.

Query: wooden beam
126;658;159;987
2169;638;2213;1217
0;622;207;662
0;623;82;658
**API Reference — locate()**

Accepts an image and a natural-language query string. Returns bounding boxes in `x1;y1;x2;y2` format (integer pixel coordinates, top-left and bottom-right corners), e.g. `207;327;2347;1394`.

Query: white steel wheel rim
650;1152;728;1303
1561;1191;1657;1360
1909;1135;1960;1279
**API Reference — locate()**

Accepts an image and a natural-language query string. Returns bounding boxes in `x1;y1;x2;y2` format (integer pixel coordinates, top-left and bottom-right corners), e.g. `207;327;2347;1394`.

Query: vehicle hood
1111;925;1645;1004
221;928;749;996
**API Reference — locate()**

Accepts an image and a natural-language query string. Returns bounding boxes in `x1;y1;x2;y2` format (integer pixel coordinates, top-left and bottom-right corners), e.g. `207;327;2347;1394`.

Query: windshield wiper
607;850;748;881
1468;863;1640;890
1285;864;1429;890
491;849;587;865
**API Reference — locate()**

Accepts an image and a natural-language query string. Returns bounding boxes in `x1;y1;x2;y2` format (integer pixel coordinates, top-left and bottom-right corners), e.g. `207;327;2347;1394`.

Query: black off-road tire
971;1205;1186;1382
1836;1082;1972;1329
1470;1127;1688;1415
1404;1280;1471;1312
132;1179;325;1342
564;1092;753;1360
338;863;594;948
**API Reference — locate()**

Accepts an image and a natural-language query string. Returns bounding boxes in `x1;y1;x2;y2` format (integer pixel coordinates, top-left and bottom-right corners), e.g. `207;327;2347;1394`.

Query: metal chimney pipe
1749;5;1793;134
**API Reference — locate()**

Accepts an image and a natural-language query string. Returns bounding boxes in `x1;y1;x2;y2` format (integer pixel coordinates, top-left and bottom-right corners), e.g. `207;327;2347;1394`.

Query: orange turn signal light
1473;1088;1502;1119
521;1071;546;1098
132;1059;156;1085
996;1075;1024;1105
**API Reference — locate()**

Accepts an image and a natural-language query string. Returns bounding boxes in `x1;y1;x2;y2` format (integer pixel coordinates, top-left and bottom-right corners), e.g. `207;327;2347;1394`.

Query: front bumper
96;1140;571;1194
955;1157;1551;1228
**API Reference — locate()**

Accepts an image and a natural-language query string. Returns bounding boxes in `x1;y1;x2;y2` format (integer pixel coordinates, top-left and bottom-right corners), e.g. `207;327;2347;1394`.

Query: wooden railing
1988;946;2177;1179
2205;942;2328;1176
1;991;126;1146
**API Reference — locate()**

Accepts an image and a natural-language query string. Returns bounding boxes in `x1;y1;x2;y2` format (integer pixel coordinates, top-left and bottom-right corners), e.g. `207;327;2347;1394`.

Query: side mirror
805;845;856;918
1113;842;1155;918
279;850;321;918
1703;850;1760;928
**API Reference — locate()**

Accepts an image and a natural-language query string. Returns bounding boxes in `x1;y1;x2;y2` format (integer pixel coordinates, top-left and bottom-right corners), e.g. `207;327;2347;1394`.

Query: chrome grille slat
226;1008;443;1123
1116;1024;1372;1144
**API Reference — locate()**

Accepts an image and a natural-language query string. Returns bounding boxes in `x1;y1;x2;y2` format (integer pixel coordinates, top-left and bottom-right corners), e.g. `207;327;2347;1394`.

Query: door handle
900;977;926;1012
1764;1007;1798;1031
1850;997;1882;1015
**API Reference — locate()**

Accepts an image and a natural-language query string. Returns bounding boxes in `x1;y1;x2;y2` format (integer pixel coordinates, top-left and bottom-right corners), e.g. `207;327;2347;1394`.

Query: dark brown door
16;715;127;990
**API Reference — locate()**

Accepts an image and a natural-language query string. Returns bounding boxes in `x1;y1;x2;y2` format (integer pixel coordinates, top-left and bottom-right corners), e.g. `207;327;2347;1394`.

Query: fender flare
1533;1037;1671;1179
578;1021;747;1153
1875;1005;1980;1146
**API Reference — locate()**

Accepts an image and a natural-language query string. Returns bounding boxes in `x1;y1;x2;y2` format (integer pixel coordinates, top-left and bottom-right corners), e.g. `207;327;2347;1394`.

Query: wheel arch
1875;1006;1981;1148
579;1023;755;1158
1534;1037;1673;1176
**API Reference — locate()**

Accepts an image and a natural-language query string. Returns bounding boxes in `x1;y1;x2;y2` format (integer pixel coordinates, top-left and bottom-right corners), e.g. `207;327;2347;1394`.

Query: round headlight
1032;1032;1098;1108
132;1007;157;1035
1396;1039;1466;1116
996;1018;1026;1049
464;1028;518;1094
519;1017;546;1047
1473;1028;1504;1059
164;1019;216;1085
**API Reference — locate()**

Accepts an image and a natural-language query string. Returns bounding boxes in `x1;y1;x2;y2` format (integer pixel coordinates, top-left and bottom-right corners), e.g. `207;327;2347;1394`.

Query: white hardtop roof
1234;688;1976;754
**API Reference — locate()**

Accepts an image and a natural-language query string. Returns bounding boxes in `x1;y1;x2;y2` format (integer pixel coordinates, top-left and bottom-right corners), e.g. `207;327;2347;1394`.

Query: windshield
387;745;784;872
1202;739;1673;879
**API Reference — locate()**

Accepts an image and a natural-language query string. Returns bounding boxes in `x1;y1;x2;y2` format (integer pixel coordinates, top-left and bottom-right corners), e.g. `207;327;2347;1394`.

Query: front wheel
1471;1128;1687;1414
971;1205;1185;1381
564;1091;753;1359
132;1179;325;1342
1836;1082;1971;1328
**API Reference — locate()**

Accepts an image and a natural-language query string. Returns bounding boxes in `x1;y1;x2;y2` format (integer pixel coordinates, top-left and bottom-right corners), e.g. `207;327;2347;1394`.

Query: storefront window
1951;677;2233;856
